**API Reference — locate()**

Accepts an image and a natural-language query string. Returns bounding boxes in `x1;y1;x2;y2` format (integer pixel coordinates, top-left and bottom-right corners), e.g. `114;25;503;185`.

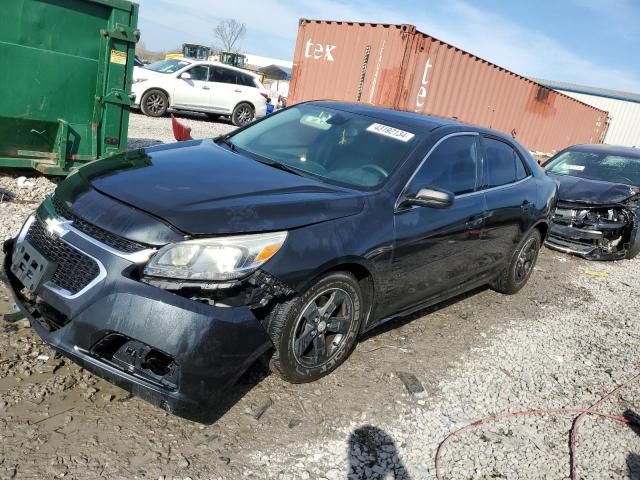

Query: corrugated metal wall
555;90;640;147
289;20;609;153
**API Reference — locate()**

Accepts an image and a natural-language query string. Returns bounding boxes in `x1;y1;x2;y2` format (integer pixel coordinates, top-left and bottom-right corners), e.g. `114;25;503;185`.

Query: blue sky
136;0;640;92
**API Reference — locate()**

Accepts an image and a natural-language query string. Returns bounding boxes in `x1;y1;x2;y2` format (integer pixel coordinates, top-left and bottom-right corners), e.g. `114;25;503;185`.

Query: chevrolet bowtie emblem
45;217;73;238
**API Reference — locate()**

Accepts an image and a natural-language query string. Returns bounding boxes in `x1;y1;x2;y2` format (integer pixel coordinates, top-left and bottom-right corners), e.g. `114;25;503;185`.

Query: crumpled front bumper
544;221;633;261
2;219;273;423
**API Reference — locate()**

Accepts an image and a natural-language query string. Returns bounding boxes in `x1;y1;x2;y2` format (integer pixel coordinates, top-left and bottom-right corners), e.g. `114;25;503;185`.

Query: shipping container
289;20;609;153
0;0;139;175
533;79;640;148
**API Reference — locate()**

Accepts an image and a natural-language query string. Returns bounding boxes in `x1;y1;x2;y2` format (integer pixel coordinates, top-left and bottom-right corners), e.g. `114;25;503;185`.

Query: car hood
548;173;640;205
73;139;365;235
132;66;165;80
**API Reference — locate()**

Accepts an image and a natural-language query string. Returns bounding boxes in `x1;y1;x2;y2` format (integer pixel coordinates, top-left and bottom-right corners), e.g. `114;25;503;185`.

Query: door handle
202;86;210;90
234;89;242;93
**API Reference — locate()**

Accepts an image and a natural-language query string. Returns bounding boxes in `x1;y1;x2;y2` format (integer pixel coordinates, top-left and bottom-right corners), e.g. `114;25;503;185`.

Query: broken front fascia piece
548;201;640;259
141;269;295;308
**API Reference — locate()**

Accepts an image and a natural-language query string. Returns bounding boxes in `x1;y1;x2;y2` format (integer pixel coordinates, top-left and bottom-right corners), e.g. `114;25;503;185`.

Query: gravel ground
1;113;639;479
128;110;236;147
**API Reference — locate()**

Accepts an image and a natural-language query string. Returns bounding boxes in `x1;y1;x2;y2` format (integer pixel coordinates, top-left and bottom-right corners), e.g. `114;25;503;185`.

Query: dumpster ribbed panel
0;0;138;174
290;19;608;153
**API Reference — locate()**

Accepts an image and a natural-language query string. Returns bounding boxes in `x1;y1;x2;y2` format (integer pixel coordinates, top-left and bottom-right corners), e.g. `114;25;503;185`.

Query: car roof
566;143;640;158
306;101;458;132
190;60;259;78
304;101;519;143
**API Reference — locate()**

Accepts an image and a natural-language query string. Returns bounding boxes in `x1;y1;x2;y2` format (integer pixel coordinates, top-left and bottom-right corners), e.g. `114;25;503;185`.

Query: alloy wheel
145;94;165;114
291;288;354;368
515;237;538;282
236;106;253;125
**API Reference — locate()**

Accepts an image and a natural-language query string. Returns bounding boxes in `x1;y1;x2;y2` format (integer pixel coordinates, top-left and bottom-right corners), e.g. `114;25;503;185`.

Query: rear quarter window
484;138;528;187
238;74;257;88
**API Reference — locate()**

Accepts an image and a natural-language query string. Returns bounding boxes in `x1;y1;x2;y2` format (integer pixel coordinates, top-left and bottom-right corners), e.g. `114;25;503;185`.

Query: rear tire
231;102;254;126
140;89;168;117
265;272;363;383
490;229;541;295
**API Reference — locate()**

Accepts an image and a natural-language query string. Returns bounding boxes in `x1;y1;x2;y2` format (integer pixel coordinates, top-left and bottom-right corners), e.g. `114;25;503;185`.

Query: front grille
26;219;100;295
52;196;147;253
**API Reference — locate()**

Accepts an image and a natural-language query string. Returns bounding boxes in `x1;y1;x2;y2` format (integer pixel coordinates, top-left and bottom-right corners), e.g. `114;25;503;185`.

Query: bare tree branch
213;19;246;53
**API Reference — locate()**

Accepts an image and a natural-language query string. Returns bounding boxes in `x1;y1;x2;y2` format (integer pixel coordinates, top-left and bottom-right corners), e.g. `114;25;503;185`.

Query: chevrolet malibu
3;102;557;422
543;144;640;260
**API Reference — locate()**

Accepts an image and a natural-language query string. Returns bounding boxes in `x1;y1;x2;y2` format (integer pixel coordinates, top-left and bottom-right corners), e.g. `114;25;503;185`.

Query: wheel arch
233;100;255;113
141;87;172;107
532;220;549;241
297;258;377;334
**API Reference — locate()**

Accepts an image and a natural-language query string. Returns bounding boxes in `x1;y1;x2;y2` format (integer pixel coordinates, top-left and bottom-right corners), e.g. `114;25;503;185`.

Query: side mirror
403;186;454;209
180;72;192;80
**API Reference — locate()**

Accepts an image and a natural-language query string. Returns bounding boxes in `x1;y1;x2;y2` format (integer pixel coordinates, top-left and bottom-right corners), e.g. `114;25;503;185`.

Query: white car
131;58;268;126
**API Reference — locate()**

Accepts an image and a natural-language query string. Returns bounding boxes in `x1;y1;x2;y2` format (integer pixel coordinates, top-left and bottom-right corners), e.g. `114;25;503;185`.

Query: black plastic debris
396;371;428;398
0;187;15;203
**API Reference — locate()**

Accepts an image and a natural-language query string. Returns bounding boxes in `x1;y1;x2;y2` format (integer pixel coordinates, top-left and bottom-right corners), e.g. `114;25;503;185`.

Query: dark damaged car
544;144;640;260
2;102;557;422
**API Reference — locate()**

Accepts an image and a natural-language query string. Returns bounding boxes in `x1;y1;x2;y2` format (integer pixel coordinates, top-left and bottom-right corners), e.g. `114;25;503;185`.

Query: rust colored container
289;20;609;153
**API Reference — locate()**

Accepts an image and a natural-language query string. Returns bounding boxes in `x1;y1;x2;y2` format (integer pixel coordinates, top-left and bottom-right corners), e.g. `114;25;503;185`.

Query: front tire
491;229;541;295
231;102;254;126
140;89;168;117
265;272;363;383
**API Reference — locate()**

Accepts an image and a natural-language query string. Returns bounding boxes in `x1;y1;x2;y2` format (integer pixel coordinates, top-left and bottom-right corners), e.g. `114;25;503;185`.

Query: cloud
411;1;640;92
137;0;640;92
570;0;640;38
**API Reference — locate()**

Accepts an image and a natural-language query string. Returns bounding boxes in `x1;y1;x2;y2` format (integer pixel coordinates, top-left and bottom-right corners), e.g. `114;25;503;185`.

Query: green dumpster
0;0;139;175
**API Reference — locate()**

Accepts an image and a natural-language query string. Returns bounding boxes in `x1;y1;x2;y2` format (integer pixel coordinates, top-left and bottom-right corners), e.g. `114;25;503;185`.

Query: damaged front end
546;200;640;260
140;269;295;309
1;201;297;423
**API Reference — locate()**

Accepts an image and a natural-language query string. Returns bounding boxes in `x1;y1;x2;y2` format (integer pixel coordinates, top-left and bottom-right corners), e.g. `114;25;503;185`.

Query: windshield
227;105;421;188
146;59;191;74
545;150;640;186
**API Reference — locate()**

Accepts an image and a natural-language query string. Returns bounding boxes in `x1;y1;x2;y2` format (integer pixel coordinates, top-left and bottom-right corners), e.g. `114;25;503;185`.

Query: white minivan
132;58;268;126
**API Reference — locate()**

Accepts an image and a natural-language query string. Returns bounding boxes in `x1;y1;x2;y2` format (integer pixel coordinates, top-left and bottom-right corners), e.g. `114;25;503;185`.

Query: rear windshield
227;105;421;188
146;59;190;74
545;150;640;186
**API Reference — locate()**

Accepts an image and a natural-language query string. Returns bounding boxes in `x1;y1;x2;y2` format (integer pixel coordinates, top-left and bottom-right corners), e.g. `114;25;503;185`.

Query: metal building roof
530;78;640;104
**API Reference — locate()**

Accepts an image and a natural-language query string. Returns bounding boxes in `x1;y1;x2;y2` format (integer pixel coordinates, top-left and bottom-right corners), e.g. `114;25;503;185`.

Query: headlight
143;231;287;281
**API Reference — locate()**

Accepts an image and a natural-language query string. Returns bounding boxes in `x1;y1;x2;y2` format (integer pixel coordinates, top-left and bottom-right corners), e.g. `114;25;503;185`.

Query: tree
213;19;246;53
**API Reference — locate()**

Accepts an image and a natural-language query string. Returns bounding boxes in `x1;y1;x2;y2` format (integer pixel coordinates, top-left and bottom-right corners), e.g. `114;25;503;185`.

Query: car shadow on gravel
626;410;640;479
162;110;234;125
204;357;271;424
360;286;488;342
347;425;411;479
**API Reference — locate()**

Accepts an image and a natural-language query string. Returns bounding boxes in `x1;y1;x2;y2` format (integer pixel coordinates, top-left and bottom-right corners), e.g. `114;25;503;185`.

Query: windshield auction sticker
366;123;415;142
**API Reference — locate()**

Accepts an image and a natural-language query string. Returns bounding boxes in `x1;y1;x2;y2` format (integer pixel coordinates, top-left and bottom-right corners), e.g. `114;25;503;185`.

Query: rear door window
409;135;478;195
484;137;528;187
210;67;236;84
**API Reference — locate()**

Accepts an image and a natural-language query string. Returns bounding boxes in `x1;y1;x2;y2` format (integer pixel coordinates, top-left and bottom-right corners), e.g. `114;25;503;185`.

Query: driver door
383;133;490;315
172;65;212;109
